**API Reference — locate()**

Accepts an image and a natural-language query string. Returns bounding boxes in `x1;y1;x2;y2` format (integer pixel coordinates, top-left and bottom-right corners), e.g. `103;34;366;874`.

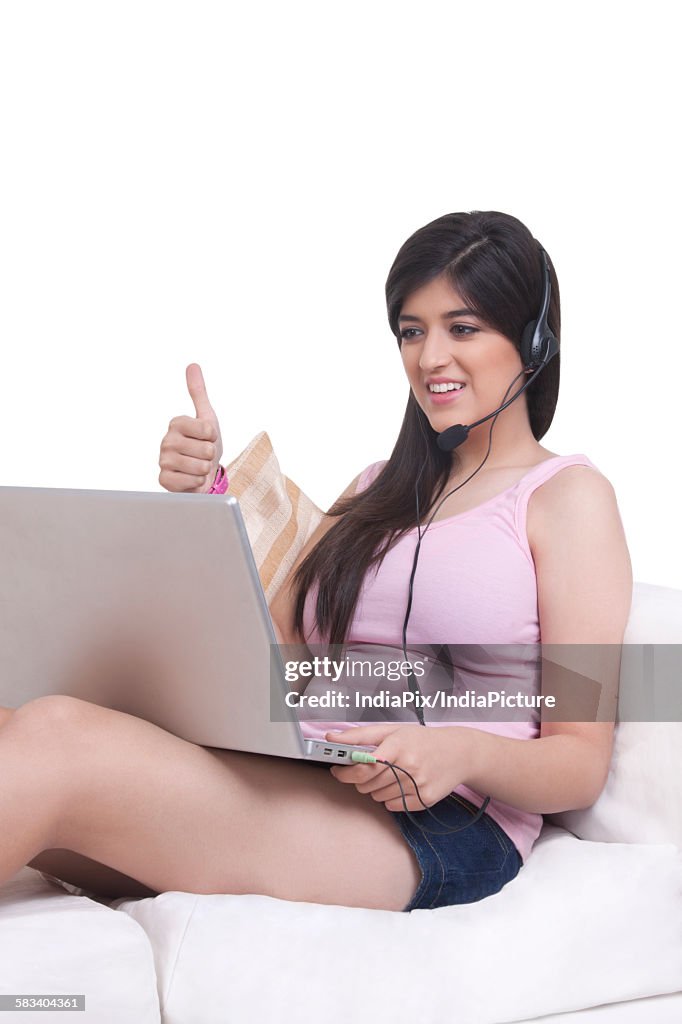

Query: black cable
375;757;491;835
396;370;527;834
401;372;527;717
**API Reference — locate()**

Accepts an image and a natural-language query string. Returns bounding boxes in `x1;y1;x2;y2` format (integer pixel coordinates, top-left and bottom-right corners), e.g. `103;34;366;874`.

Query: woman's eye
399;325;477;341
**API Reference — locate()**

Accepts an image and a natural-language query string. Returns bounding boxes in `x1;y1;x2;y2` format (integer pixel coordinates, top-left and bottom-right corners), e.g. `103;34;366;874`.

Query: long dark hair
292;210;561;646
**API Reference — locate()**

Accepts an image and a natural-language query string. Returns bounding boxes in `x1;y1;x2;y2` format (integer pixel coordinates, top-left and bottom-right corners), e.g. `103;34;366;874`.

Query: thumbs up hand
158;363;224;493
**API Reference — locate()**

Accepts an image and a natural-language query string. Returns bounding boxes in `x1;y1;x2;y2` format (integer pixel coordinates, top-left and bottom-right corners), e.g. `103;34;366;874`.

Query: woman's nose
418;329;457;372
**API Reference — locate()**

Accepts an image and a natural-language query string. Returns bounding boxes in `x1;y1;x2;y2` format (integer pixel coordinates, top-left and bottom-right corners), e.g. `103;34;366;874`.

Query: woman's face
398;273;528;436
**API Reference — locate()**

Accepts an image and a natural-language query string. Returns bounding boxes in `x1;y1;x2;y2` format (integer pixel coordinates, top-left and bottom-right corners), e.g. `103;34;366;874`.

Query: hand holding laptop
159;363;223;494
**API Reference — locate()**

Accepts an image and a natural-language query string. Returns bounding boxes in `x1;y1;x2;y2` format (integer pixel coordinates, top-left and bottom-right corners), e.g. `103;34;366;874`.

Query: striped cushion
225;431;324;603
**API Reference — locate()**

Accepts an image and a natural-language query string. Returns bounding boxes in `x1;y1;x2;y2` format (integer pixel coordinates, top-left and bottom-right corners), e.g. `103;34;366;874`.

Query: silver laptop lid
0;486;307;759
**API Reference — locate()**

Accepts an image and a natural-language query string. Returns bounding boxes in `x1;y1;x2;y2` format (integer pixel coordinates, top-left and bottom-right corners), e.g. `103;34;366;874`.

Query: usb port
323;747;333;755
337;750;347;758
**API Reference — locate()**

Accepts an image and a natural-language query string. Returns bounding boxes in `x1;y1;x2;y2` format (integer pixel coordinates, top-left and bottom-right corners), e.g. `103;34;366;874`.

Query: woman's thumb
186;363;215;420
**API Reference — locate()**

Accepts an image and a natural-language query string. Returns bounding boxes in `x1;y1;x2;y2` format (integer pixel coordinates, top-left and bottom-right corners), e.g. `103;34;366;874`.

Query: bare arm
461;730;613;813
461;467;633;814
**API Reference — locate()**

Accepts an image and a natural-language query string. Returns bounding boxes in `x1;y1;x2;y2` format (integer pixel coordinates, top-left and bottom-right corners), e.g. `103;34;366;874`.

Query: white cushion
0;867;160;1023
514;990;682;1022
112;824;682;1024
547;582;682;850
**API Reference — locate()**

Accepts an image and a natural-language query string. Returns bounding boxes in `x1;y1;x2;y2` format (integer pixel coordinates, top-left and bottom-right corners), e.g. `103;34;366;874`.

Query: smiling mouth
426;384;467;404
427;383;466;394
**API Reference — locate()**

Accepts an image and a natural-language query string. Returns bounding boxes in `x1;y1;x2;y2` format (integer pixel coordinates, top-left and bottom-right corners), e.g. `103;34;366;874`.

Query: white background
0;0;679;588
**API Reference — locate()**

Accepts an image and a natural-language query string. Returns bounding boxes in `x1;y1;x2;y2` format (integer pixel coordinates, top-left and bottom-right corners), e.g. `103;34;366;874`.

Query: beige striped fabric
225;431;324;603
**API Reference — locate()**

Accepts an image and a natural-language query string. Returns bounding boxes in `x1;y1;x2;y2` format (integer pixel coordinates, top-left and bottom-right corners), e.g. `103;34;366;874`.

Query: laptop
0;485;374;765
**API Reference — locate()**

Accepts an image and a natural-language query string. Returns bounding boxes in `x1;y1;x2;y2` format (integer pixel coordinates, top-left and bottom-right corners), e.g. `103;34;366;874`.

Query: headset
435;249;560;452
378;246;560;836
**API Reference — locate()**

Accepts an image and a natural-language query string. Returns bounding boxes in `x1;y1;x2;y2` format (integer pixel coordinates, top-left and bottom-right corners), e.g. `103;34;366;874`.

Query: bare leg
0;696;420;911
1;704;155;897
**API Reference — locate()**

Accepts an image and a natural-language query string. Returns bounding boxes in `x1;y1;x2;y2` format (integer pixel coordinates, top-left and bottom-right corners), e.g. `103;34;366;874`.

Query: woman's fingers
186;363;215;421
158;366;224;493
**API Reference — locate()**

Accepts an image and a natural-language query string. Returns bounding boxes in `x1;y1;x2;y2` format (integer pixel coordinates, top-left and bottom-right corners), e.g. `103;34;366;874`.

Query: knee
14;694;99;741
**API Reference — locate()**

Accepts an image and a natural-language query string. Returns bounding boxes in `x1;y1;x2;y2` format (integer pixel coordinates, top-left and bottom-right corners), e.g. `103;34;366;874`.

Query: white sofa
1;581;681;1024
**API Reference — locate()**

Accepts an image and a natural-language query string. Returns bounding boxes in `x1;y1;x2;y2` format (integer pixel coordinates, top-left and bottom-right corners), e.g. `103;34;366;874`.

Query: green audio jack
351;750;377;764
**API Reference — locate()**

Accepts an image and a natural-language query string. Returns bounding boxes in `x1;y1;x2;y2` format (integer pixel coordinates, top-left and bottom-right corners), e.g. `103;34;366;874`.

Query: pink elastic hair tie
208;464;229;494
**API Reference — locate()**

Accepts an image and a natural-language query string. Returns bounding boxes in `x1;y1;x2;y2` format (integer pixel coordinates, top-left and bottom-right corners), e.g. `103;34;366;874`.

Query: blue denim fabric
389;792;523;912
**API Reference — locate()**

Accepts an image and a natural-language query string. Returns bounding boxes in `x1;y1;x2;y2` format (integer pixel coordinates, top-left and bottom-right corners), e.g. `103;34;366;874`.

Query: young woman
0;211;632;912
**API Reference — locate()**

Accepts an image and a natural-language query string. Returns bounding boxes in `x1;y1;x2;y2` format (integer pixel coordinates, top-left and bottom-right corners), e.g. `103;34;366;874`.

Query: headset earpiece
520;320;538;367
520;249;559;372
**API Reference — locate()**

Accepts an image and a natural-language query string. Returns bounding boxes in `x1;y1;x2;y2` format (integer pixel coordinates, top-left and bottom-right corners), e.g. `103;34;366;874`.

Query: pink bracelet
208;464;229;494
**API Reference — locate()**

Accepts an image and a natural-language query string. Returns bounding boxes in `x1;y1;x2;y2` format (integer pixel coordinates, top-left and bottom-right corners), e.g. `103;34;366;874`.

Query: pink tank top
300;453;601;863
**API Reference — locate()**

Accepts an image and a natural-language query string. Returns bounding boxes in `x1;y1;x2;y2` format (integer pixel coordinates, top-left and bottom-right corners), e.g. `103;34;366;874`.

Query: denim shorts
389;792;523;912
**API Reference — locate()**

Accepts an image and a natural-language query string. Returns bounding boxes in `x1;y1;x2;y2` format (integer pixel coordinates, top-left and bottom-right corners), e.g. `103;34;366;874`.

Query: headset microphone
436;249;559;452
436;366;540;452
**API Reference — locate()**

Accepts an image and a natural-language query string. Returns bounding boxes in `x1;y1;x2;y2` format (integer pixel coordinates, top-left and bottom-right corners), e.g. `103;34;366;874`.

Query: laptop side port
323;747;333;755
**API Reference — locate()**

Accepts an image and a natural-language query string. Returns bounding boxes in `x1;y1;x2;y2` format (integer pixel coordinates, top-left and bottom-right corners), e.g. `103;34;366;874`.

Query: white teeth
428;382;465;393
